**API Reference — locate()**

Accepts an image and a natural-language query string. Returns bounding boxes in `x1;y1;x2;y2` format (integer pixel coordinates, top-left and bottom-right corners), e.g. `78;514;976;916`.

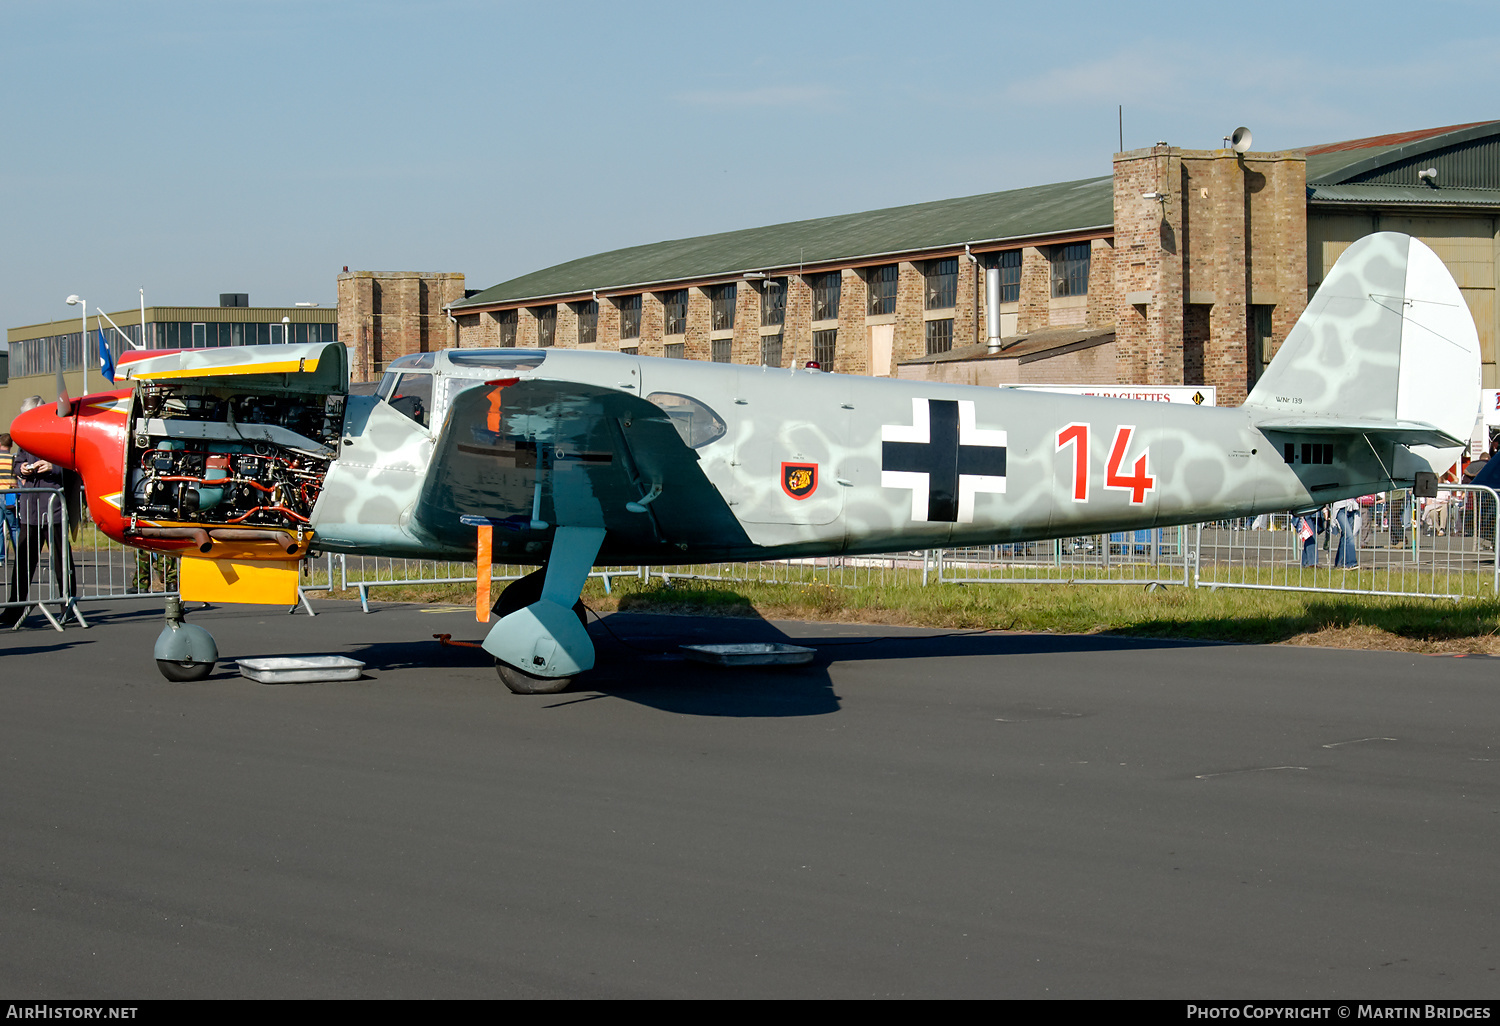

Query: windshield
447;350;548;372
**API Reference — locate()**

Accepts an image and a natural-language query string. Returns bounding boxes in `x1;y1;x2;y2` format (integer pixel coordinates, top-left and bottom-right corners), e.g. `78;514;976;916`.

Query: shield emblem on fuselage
781;462;818;500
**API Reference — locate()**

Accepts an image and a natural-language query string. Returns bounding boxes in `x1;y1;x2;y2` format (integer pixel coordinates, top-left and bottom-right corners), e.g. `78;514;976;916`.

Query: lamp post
66;295;87;395
281;316;291;344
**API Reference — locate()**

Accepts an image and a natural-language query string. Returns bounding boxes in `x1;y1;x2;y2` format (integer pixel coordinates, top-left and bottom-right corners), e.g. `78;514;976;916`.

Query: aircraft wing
415;376;754;562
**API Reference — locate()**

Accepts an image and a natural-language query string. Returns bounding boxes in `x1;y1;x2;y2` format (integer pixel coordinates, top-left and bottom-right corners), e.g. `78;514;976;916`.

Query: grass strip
311;575;1500;655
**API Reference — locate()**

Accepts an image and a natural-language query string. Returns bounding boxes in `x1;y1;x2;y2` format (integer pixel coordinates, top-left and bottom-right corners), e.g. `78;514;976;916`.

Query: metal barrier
6;484;1499;634
1193;486;1500;601
935;528;1192;588
650;552;933;590
1;488;85;631
71;521;180;603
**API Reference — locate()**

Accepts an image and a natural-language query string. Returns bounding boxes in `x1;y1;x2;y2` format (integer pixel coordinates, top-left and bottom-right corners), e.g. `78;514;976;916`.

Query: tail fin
1245;232;1480;450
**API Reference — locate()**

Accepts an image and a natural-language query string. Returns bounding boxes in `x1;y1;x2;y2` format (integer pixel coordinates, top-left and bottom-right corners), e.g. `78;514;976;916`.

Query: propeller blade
55;340;71;416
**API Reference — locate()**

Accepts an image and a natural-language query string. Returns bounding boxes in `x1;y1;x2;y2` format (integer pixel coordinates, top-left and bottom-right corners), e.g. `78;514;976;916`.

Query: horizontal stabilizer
1253;418;1467;449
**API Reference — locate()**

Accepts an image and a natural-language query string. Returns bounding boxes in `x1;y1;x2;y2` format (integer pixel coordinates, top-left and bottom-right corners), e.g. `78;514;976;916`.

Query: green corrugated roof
1305;121;1500;185
1307;184;1500;206
455;176;1113;309
1305;145;1407;183
460;122;1500;311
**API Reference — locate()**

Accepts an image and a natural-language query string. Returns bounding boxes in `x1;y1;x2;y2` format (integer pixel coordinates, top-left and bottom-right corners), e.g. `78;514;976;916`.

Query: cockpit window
447;350;548;372
388;353;436;370
387;372;433;427
646;392;726;448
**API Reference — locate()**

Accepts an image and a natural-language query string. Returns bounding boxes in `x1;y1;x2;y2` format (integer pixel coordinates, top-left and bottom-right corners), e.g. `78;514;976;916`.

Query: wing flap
415;377;751;559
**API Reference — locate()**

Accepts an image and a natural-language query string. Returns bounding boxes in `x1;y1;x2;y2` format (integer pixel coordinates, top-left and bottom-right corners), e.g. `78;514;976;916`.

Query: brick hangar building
339;120;1499;409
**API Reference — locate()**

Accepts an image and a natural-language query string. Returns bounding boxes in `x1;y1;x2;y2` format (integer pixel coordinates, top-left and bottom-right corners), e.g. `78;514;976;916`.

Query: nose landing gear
154;593;218;682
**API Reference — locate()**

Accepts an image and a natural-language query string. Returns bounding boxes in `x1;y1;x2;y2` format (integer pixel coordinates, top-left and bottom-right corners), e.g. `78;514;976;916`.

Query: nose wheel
154;594;218;682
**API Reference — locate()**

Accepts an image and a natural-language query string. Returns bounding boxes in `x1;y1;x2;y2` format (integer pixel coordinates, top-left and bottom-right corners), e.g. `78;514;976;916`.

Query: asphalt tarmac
1;597;1497;999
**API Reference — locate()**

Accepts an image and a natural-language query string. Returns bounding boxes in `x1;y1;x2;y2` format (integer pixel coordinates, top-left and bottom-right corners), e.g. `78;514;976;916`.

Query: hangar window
867;264;898;316
646;392;727;448
1051;243;1091;298
990;250;1021;303
925;258;958;310
925;319;953;355
532;306;557;348
494;309;517;347
812;272;841;321
761;278;786;327
664;342;685;359
710;284;736;331
1252;304;1275;382
712;338;732;363
663;290;688;335
618;295;642;340
760;334;783;368
575;300;598;346
813;329;837;369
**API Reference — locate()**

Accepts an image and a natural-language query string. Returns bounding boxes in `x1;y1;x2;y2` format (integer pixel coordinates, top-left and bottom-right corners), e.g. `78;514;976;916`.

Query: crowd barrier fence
6;486;1498;633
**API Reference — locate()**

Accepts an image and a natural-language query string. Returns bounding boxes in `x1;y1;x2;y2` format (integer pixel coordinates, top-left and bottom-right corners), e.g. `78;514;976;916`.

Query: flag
97;327;115;384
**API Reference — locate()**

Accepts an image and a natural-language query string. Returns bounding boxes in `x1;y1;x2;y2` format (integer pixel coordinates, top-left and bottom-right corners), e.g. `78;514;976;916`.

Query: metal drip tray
679;643;816;667
238;655;366;683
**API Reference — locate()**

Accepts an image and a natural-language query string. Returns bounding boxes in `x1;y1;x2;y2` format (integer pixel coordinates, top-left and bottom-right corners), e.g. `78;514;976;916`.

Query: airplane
8;232;1482;692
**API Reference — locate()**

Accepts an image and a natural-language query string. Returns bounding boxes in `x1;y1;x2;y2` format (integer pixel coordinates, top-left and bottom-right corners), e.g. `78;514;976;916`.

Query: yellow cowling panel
134;357;317;381
180;557;300;605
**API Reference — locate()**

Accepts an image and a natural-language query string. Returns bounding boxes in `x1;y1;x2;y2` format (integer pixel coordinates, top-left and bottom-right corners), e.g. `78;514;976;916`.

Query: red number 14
1056;424;1155;505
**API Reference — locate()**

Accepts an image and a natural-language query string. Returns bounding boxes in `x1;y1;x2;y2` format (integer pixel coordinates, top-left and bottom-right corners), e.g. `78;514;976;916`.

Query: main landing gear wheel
489;567;590;694
495;660;573;695
483;529;607;696
492;567;589;626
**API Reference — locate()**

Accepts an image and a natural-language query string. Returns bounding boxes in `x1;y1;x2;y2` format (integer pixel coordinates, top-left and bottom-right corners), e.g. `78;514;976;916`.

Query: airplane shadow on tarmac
3;597;1209;718
499;608;1208;718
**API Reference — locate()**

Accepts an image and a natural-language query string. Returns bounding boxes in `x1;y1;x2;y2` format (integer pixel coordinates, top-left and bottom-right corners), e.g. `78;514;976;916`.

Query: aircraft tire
156;658;215;683
495;660;573;695
492;569;588;626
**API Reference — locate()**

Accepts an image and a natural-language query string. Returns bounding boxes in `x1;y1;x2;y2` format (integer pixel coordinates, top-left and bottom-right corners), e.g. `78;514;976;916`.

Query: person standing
2;398;76;628
0;432;18;561
1298;510;1322;567
1331;497;1360;567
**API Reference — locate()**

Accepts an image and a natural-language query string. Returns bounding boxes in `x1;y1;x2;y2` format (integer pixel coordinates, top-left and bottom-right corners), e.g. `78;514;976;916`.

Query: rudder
1245;232;1479;448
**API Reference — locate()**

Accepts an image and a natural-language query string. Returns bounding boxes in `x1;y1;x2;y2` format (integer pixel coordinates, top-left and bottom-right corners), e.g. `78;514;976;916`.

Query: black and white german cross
881;398;1007;523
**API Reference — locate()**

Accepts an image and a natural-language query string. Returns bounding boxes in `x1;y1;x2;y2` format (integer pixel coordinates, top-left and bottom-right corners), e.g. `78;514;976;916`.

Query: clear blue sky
2;0;1496;334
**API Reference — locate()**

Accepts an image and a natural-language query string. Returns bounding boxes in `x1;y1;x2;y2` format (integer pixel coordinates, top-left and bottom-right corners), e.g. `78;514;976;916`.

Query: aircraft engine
125;383;344;543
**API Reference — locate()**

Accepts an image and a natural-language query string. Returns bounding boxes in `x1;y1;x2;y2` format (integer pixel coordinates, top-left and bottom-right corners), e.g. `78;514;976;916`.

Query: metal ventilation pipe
985;266;1001;353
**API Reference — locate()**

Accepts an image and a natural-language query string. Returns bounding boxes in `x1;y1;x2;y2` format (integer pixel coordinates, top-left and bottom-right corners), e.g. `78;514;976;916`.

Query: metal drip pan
679;643;816;667
238;656;366;684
